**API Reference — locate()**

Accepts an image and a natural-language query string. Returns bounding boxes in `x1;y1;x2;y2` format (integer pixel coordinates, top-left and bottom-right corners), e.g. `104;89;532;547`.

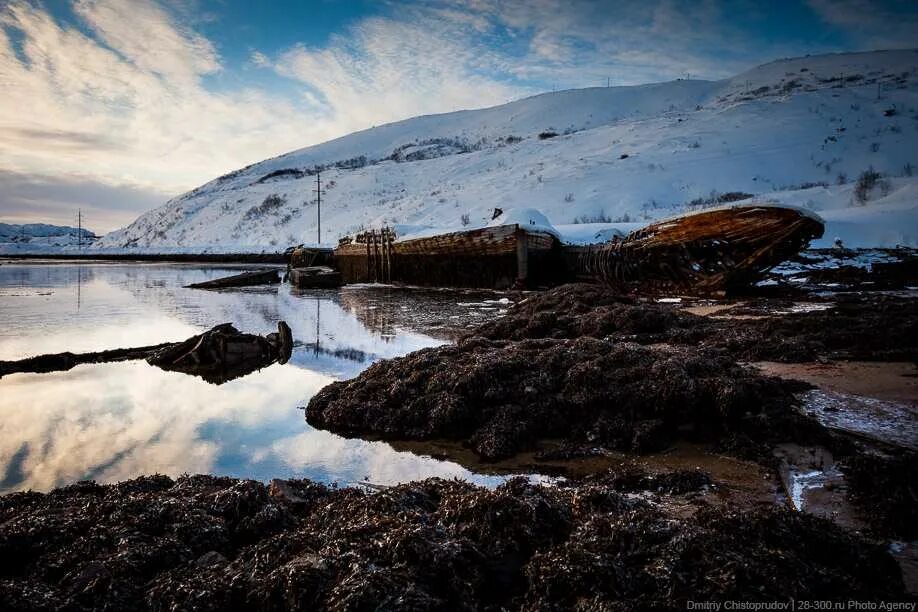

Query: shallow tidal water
0;261;526;494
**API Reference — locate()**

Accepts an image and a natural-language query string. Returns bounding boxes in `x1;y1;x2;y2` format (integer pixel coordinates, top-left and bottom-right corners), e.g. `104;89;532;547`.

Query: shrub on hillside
853;168;882;205
244;194;286;220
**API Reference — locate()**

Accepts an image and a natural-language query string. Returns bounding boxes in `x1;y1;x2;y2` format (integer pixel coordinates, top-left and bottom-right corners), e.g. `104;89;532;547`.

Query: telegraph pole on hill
314;172;324;245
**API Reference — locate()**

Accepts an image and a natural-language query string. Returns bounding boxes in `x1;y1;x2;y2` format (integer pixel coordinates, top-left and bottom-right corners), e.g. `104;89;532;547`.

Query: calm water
0;261;521;494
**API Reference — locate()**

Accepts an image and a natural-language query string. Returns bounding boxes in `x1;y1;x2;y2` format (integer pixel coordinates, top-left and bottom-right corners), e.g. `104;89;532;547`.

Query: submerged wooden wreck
326;204;823;293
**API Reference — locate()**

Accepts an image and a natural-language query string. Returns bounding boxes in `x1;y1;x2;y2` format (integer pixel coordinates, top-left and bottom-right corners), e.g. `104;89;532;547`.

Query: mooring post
365;235;371;282
383;227;392;283
374;231;382;282
515;226;529;288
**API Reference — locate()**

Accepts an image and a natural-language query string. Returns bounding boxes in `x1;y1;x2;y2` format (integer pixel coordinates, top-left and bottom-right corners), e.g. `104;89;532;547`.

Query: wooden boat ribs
578;205;825;293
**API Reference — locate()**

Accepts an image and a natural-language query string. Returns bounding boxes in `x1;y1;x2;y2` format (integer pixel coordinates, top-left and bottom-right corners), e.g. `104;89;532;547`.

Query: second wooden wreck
334;223;563;289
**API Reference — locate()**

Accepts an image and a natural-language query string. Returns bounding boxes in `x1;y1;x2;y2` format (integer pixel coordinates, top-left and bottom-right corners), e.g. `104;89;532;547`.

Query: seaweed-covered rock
471;283;705;342
0;475;906;610
471;283;918;362
524;506;905;609
308;337;811;461
843;450;918;539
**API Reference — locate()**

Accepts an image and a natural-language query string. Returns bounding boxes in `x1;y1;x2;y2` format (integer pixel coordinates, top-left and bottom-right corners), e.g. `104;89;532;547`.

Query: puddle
390;439;779;511
752;360;918;405
754;360;918;451
781;302;833;314
801;389;918;450
774;444;864;529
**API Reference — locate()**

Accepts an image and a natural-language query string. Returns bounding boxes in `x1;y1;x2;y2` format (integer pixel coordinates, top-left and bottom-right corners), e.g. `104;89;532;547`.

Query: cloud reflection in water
0;262;514;493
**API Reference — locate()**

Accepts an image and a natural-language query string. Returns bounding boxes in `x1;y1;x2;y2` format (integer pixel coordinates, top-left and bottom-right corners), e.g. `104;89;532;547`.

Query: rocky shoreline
307;282;916;540
0;472;909;610
1;251;916;609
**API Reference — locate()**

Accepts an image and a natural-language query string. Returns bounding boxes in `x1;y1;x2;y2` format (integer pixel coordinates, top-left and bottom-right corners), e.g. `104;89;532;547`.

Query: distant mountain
98;49;918;251
0;223;97;248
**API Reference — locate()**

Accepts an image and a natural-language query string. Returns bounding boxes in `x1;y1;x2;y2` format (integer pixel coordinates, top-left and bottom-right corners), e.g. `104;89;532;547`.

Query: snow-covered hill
0;223;97;252
98;49;918;251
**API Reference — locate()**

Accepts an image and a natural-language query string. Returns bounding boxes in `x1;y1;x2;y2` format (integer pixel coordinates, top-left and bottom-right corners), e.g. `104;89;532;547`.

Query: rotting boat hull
576;205;824;294
334;224;559;289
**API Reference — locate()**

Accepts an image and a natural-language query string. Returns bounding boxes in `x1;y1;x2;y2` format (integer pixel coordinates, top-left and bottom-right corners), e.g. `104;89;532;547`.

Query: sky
1;0;916;233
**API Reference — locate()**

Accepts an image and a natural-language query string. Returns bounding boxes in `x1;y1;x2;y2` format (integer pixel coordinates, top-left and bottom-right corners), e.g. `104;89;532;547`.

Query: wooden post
373;231;381;282
391;230;396;280
365;234;371;282
383;227;391;283
515;225;528;288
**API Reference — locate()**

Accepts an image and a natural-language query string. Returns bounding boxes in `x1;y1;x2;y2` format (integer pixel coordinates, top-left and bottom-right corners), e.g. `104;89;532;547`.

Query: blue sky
1;0;917;231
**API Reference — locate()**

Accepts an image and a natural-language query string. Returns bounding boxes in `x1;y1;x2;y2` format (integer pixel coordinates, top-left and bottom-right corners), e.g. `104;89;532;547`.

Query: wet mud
0;473;908;610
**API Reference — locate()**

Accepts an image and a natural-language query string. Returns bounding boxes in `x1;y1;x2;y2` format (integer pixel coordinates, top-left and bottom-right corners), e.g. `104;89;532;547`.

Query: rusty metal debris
287;265;342;289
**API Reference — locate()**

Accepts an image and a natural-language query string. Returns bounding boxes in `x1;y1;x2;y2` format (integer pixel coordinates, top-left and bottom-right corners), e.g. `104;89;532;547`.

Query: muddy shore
1;250;916;609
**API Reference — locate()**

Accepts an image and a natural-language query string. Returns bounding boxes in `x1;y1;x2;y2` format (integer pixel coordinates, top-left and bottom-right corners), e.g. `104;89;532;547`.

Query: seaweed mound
0;475;905;610
471;283;706;342
472;283;918;362
843;451;918;539
308;337;811;461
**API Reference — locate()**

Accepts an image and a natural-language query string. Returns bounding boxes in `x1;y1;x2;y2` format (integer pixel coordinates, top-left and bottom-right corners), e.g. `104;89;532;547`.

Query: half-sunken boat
572;204;824;293
185;269;279;289
287;265;343;289
334;223;561;289
147;321;293;384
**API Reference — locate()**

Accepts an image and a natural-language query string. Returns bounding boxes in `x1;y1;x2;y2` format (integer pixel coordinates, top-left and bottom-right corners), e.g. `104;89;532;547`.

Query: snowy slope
97;49;918;251
0;223;97;252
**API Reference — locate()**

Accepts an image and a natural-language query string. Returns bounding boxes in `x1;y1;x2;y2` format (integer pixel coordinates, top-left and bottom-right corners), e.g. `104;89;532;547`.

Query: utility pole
313;172;324;245
77;209;82;251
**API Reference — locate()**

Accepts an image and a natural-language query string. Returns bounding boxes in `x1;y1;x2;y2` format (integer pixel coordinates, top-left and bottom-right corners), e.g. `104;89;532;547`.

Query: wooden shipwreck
570;204;824;294
334;224;562;289
185;269;279;289
326;204;823;293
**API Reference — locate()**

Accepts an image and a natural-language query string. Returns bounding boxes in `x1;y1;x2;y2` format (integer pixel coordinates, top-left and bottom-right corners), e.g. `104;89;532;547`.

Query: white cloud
0;0;331;222
274;11;529;135
249;49;271;68
73;0;221;82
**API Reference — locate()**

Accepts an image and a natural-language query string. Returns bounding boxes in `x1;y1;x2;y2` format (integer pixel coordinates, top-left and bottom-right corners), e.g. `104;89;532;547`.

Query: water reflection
0;261;517;493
